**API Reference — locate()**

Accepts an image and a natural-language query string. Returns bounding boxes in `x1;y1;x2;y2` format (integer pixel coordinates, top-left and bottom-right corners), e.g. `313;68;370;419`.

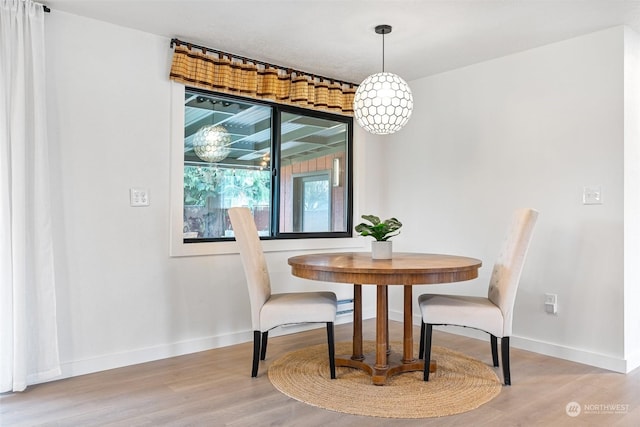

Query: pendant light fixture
353;25;413;135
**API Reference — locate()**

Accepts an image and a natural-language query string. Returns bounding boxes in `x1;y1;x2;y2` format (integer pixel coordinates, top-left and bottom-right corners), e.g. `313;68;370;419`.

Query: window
182;88;352;242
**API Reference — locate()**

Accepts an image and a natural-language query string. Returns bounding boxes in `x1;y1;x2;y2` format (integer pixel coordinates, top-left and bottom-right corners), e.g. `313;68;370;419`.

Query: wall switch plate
583;186;602;205
544;293;558;314
130;188;149;207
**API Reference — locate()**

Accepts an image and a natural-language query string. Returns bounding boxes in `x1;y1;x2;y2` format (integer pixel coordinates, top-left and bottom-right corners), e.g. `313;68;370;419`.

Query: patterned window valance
169;39;357;116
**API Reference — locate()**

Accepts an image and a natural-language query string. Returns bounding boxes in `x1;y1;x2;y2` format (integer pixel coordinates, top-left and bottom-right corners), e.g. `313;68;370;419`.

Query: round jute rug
268;341;502;418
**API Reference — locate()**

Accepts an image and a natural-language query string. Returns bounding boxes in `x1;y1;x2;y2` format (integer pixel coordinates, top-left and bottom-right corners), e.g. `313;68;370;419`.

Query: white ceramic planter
371;240;392;259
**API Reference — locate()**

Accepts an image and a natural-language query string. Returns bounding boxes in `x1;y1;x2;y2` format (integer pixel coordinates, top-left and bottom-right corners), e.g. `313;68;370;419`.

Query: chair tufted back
228;207;272;331
487;208;539;336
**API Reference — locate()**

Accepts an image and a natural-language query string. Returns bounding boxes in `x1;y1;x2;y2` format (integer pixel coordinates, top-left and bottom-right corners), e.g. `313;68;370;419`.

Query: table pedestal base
336;351;437;385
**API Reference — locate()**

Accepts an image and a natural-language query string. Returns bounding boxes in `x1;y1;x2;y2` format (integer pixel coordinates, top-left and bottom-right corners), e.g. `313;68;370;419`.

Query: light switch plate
130;188;149;207
544;293;558;314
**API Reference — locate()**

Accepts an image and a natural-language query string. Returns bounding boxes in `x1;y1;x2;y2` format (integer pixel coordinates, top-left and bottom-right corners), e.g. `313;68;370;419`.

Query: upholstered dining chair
228;207;337;379
418;208;538;385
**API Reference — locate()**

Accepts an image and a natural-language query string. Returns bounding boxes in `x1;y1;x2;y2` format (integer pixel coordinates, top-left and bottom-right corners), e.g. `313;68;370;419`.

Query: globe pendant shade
353;71;413;135
192;124;231;162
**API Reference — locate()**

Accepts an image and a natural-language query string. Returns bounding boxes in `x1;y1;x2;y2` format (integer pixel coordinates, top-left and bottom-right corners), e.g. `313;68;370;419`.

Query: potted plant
355;215;402;259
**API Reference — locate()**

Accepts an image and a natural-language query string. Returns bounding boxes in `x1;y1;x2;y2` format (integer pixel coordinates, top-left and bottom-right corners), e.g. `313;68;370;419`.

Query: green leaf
355;214;403;241
360;214;381;225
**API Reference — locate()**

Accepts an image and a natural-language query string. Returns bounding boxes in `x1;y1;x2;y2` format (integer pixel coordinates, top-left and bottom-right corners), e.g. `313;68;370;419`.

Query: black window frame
183;87;353;243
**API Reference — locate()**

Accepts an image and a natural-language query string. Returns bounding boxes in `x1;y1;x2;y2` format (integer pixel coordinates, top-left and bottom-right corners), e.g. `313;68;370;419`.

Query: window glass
279;112;348;235
183;89;351;242
183;92;271;239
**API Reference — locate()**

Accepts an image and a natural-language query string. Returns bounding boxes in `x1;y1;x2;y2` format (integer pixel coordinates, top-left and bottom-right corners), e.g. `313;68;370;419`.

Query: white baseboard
53;308;633;385
386;309;629;374
58;331;252;381
56;315;354;383
510;335;627;373
625;350;640;373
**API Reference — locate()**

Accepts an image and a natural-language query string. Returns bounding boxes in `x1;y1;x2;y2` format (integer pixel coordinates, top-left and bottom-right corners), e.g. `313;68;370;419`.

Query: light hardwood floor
2;320;639;426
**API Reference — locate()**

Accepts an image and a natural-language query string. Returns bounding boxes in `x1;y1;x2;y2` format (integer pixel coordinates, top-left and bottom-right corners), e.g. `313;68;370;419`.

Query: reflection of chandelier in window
260;153;270;169
192;124;231;163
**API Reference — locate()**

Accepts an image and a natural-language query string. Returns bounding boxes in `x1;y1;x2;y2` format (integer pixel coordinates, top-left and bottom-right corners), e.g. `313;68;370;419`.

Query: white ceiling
45;0;640;84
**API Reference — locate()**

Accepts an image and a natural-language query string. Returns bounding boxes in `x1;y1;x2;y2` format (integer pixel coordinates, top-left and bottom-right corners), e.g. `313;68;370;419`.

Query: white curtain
0;0;60;392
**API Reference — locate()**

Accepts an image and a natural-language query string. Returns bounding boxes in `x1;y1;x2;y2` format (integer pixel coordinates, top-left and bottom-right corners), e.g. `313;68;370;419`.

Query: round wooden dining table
288;252;482;385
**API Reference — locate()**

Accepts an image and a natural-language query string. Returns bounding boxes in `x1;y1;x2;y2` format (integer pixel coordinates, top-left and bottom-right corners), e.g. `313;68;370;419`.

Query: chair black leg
501;336;511;385
423;323;433;381
252;330;261;377
419;322;425;358
326;322;336;379
260;331;269;360
491;335;499;367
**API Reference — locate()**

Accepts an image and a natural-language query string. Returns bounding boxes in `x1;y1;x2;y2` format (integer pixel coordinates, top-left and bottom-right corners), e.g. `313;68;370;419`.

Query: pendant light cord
382;30;385;72
374;25;392;73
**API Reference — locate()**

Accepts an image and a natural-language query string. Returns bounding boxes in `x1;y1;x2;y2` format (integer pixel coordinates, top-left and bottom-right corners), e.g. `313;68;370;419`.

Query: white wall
383;26;638;372
45;10;639;379
624;27;640;370
45;11;377;379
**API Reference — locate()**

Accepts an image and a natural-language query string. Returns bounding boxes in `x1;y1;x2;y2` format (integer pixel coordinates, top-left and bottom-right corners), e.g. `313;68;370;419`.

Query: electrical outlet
583;186;602;205
130;188;149;207
544;293;558;314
